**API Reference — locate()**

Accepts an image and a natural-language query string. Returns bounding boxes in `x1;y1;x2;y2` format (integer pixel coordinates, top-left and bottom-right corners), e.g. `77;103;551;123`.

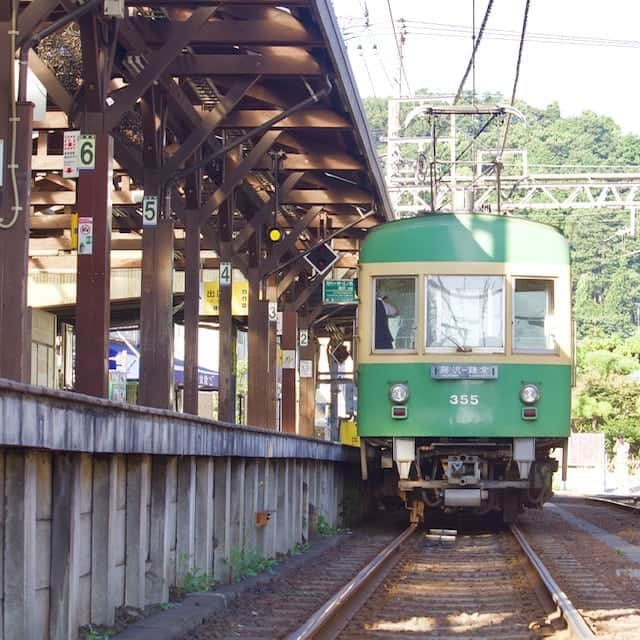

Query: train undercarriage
361;436;567;524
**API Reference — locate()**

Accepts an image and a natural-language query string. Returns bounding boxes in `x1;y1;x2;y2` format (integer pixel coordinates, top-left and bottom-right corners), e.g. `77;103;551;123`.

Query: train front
356;213;571;523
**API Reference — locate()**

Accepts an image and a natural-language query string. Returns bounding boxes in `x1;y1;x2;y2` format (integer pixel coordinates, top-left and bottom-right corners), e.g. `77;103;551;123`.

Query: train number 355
449;394;479;405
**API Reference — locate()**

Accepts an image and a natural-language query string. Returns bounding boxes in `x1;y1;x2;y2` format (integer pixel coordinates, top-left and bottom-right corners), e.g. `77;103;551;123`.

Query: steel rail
585;496;640;513
284;525;416;640
510;524;596;639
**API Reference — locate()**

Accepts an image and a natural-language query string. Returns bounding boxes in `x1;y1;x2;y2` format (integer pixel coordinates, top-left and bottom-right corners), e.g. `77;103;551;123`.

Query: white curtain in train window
513;278;555;352
426;275;504;350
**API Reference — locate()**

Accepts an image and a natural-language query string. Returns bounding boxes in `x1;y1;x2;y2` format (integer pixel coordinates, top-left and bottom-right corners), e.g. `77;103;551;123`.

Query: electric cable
385;0;412;96
454;0;494;104
1;0;21;229
498;0;531;163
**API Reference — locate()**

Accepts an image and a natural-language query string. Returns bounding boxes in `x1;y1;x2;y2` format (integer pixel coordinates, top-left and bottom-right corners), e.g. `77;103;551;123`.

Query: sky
332;0;640;135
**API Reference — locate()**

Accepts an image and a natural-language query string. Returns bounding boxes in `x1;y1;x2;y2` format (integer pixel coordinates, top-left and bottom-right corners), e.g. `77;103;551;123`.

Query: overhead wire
454;0;494;104
341;19;640;49
498;0;531;162
385;0;412;96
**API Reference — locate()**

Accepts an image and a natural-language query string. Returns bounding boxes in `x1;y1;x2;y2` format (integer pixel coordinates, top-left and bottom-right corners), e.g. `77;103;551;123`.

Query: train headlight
519;384;540;405
389;383;409;404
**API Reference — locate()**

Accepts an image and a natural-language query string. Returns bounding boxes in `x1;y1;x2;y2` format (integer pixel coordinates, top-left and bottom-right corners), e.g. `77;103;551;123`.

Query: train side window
425;275;505;352
373;277;417;351
513;278;556;352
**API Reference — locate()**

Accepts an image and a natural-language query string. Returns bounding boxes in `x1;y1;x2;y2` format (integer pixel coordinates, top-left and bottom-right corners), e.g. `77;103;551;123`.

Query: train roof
359;213;570;265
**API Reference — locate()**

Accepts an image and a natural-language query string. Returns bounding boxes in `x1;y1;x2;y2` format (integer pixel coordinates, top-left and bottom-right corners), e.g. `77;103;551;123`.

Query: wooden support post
298;316;316;437
147;457;174;604
176;457;196;578
218;190;236;422
75;133;113;397
49;453;81;640
183;158;202;415
0;65;34;382
4;451;37;639
91;455;118;626
281;307;297;433
138;212;175;409
213;458;231;583
183;212;200;415
125;455;150;610
194;458;215;576
247;268;269;427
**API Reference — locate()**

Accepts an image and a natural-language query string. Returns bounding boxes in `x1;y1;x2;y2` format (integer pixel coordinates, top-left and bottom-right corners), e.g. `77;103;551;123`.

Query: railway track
181;498;640;639
287;524;593;640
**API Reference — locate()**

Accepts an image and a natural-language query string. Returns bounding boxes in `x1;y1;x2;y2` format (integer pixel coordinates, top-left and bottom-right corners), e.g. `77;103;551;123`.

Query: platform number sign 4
142;196;158;226
220;261;231;286
77;134;96;170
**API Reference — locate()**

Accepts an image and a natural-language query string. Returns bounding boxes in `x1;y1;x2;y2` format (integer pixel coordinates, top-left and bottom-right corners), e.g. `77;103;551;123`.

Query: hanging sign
142;196;158;226
77;217;93;255
63;130;80;178
220;261;232;286
77;134;96;170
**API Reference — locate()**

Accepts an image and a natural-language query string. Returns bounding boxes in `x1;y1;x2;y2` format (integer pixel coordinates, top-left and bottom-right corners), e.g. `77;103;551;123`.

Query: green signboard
323;279;356;304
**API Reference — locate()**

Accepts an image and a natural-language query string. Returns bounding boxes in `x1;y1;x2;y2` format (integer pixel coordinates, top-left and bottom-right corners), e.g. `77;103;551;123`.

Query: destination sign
431;365;498;380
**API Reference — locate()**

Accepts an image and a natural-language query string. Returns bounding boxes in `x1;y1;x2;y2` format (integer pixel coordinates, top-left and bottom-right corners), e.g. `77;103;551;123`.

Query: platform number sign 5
142;196;158;226
77;135;96;170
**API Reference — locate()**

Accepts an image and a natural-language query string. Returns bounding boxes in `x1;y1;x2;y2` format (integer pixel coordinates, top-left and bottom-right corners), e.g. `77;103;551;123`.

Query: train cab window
426;275;505;352
373;277;417;351
513;278;556;352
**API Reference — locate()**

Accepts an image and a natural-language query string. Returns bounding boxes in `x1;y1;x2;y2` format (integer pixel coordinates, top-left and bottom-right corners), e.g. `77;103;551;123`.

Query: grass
176;553;215;595
229;547;277;582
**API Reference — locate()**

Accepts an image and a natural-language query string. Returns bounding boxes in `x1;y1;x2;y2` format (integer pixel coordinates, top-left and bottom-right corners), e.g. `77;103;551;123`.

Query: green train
356;213;571;524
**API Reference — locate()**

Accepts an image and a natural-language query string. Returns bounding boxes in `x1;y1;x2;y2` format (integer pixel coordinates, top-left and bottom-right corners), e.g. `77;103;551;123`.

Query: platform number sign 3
142;196;158;226
77;135;96;170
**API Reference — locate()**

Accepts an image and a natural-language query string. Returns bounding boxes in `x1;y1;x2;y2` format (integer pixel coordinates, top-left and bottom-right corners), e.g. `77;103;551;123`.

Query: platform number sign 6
142;196;159;226
77;134;96;170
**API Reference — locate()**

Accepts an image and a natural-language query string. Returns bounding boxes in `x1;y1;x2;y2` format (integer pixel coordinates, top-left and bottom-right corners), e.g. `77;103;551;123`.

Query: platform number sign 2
77;135;96;170
142;196;158;226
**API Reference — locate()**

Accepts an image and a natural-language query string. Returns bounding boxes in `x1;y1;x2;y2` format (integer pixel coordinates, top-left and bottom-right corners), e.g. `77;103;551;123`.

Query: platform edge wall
0;380;354;640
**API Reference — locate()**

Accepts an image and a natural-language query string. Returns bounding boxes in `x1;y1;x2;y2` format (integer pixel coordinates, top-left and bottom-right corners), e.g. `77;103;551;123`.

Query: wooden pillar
0;23;34;383
75;133;113;397
247;268;268;428
138;218;175;408
281;307;297;433
298;316;316;437
91;456;118;625
4;451;37;639
218;189;236;423
49;453;81;640
183;159;202;415
138;89;174;409
125;455;150;609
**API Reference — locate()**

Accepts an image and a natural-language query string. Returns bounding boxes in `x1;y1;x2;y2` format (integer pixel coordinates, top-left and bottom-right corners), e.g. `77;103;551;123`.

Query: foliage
316;514;339;535
363;93;640;459
84;626;113;640
176;553;214;595
291;542;310;555
229;547;276;582
572;334;640;457
362;94;640;340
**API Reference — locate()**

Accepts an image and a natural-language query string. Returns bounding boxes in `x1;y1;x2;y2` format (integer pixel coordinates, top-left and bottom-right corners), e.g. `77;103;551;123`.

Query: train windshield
513;278;556;352
426;275;504;352
373;277;417;351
